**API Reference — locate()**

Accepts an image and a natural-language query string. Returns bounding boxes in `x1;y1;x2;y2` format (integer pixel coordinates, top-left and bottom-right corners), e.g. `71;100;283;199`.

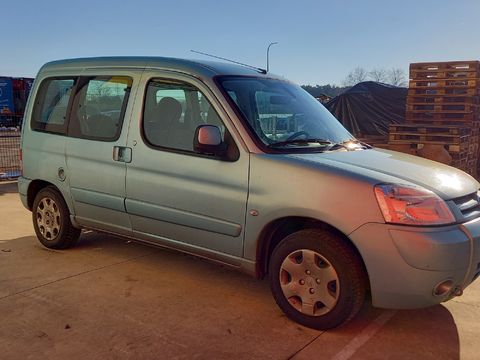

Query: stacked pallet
388;60;480;175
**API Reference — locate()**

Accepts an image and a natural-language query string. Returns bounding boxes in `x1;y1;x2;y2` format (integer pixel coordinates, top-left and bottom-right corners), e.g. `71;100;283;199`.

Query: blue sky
3;0;480;85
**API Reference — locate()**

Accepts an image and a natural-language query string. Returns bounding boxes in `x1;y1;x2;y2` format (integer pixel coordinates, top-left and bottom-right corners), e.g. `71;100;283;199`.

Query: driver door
125;72;249;257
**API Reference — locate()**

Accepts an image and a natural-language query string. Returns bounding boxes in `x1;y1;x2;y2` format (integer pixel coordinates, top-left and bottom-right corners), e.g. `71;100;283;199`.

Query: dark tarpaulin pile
325;81;407;136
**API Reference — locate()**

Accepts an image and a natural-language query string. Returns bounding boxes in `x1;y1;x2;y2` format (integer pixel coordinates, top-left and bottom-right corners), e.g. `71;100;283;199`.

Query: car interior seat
145;97;194;151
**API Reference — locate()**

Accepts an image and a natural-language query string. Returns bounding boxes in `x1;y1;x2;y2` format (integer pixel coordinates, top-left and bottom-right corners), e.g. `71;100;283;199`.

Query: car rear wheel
32;186;81;249
269;229;366;330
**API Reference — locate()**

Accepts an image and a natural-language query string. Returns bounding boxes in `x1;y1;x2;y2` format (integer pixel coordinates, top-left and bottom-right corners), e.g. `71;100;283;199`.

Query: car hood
288;148;479;199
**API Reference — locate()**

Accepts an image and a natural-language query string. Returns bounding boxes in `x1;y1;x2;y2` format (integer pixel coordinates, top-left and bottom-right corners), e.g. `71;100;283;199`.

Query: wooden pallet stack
388;60;480;175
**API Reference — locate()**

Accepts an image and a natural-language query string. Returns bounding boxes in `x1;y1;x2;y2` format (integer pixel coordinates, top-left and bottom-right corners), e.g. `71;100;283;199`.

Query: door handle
113;146;132;163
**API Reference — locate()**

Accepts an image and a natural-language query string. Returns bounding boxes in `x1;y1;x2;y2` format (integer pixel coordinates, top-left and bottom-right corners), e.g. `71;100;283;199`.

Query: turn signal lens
374;184;455;225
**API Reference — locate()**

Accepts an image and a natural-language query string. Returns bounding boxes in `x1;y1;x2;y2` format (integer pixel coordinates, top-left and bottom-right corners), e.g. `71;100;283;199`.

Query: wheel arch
27;180;74;215
255;216;370;288
27;180;54;210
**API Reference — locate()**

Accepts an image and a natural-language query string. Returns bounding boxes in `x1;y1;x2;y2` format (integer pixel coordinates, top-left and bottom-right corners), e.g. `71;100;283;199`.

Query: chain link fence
0;115;23;181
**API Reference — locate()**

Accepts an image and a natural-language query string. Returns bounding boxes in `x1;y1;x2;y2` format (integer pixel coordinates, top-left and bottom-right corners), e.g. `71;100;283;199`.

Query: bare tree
368;68;388;83
387;68;407;87
342;66;408;87
343;67;368;87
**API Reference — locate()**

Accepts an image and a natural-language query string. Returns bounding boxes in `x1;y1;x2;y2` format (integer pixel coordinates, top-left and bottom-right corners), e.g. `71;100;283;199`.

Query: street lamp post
266;42;278;73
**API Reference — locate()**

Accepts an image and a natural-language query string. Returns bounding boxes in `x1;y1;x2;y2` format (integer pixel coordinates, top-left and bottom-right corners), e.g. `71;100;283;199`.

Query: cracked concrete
1;181;479;359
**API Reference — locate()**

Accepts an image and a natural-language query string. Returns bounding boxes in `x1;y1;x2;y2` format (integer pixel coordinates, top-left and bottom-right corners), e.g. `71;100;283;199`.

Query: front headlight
374;184;455;225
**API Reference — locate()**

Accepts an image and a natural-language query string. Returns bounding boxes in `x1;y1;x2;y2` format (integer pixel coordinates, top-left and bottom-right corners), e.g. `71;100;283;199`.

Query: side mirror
194;125;226;157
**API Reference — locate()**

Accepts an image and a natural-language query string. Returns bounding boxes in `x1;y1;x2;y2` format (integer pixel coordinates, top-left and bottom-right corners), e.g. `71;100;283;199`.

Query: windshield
218;77;354;150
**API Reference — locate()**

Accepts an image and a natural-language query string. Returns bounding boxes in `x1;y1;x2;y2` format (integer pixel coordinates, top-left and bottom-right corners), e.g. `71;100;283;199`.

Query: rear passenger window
69;76;132;141
32;78;76;134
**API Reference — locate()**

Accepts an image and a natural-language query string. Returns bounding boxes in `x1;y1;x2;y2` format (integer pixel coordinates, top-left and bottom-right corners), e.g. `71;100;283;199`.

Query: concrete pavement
0;181;478;359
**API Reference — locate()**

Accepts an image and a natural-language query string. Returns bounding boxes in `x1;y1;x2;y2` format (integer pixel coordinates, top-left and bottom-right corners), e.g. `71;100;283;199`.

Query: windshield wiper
268;138;333;148
353;139;372;149
268;138;372;150
323;139;372;151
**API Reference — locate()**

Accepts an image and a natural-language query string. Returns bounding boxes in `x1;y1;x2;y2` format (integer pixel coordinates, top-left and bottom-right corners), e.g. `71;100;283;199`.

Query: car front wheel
269;229;366;330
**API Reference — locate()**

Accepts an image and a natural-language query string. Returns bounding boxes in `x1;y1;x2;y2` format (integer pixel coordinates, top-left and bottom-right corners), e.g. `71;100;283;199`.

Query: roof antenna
266;42;278;73
190;50;267;74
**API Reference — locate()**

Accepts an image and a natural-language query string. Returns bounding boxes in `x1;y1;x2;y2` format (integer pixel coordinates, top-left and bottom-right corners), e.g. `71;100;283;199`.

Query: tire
32;186;81;249
269;229;366;330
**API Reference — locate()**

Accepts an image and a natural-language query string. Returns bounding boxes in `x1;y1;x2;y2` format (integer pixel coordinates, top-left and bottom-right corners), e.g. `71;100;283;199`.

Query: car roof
40;56;283;80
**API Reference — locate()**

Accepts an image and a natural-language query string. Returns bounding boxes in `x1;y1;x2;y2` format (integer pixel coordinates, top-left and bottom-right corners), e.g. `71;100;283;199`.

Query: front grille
452;192;480;221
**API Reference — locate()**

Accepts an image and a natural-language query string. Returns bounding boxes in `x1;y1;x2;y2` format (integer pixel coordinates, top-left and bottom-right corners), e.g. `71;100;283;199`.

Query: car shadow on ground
1;232;461;360
324;302;460;360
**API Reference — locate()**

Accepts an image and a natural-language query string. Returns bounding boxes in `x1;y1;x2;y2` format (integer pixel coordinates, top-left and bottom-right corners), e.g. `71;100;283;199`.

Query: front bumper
349;218;480;309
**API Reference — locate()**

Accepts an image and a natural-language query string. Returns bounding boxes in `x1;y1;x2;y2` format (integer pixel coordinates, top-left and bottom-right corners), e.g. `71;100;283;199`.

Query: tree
387;68;407;87
301;84;349;98
368;68;388;83
301;66;408;100
342;67;368;87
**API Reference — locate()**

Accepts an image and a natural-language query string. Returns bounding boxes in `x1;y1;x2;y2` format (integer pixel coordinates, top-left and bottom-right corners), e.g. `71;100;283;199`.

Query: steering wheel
285;131;309;141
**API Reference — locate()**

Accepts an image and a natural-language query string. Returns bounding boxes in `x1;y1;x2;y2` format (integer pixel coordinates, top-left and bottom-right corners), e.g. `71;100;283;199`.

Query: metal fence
0;115;23;181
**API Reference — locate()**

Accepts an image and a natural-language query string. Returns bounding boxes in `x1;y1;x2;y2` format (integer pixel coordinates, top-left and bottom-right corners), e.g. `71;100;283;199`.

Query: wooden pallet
406;111;480;122
468;142;479;154
356;135;388;147
388;140;468;153
385;144;477;173
410;61;480;72
452;156;468;163
401;61;480;175
387;143;417;155
452;159;469;170
409;79;480;89
461;158;476;176
389;131;468;144
404;118;480;127
408;88;479;96
452;157;476;174
451;154;470;172
411;71;480;80
407;95;480;105
406;103;478;112
371;143;390;150
389;123;474;136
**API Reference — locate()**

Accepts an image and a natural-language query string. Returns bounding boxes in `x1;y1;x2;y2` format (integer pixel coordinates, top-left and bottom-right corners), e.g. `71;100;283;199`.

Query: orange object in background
417;144;452;165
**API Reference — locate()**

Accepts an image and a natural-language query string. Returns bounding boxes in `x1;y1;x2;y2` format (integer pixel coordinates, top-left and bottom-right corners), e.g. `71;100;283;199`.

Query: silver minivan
19;57;480;329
